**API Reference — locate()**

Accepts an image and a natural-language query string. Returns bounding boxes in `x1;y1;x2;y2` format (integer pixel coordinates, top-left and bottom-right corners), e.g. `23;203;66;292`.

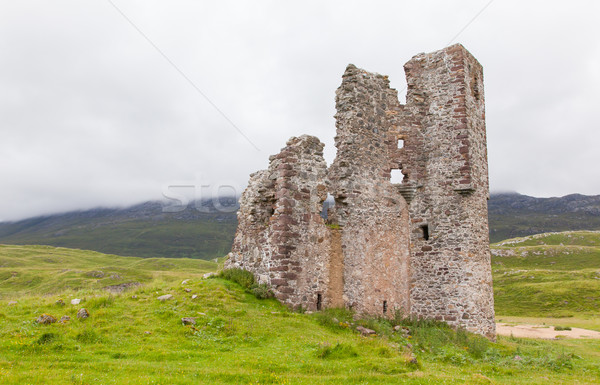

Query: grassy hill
490;231;600;320
2;244;600;384
3;193;600;260
488;193;600;242
0;201;237;260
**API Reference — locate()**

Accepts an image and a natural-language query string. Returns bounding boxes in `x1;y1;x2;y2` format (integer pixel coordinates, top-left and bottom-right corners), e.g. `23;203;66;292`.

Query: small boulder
56;299;65;306
184;288;192;293
36;314;57;324
157;294;173;302
181;279;190;285
181;317;196;325
356;326;376;336
191;294;198;299
131;295;138;299
77;308;90;319
203;272;216;279
144;331;152;335
7;300;17;306
71;298;81;305
59;315;71;323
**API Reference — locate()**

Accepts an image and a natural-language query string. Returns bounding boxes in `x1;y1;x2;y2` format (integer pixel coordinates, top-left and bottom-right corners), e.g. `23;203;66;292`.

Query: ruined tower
226;44;495;339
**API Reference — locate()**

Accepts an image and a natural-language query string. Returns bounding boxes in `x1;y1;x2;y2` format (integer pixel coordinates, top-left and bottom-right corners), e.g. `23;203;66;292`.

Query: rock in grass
59;315;70;323
36;314;57;324
157;294;173;302
356;326;376;336
181;279;190;285
77;308;90;319
71;298;81;305
181;317;196;325
191;295;198;299
56;299;65;306
184;288;192;293
8;301;17;306
203;272;216;279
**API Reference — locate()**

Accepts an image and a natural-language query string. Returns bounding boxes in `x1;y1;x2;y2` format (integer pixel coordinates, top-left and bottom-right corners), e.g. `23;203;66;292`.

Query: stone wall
226;44;495;339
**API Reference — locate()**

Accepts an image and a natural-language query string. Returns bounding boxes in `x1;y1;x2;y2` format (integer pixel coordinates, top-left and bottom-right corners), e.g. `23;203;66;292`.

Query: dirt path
496;323;600;339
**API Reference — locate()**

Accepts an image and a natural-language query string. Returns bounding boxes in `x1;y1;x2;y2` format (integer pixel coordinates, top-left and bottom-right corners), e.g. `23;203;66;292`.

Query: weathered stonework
226;44;496;339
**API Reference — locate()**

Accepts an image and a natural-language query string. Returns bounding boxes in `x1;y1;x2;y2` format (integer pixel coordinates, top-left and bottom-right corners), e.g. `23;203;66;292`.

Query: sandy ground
496;323;600;339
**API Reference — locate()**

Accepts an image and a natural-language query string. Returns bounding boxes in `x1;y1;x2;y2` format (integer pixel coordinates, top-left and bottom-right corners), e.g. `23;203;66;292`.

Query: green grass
1;244;600;384
0;215;236;260
491;231;600;319
0;244;216;298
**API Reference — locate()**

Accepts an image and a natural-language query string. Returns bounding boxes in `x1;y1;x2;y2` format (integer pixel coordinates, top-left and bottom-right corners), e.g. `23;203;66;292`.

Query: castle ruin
225;44;495;339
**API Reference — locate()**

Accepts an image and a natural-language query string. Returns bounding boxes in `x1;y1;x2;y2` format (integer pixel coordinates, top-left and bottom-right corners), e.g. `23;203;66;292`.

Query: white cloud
0;0;599;220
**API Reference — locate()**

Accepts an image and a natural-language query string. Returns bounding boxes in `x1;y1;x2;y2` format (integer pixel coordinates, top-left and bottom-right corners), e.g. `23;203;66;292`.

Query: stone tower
226;44;495;339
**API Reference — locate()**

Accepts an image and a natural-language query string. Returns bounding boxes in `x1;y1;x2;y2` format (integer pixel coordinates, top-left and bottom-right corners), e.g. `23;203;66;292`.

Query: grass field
491;231;600;320
1;242;600;384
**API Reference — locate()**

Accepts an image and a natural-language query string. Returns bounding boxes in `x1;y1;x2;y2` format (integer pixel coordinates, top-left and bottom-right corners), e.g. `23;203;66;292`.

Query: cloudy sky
1;0;599;221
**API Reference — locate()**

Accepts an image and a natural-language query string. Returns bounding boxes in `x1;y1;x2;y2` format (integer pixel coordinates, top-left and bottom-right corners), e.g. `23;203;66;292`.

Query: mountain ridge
3;192;600;257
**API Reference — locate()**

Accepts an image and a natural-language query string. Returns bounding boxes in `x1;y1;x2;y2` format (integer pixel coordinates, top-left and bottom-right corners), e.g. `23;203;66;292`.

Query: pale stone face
226;44;495;340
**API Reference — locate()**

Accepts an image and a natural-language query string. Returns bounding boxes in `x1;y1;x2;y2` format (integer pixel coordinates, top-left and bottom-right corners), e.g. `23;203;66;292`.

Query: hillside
489;193;600;242
0;200;237;260
490;231;600;318
2;244;600;384
3;193;600;259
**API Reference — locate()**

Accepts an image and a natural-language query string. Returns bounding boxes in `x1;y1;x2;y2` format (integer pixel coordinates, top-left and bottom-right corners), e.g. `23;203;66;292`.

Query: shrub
554;325;572;331
36;332;58;345
219;268;255;290
250;283;273;299
76;329;101;344
219;268;273;299
316;342;358;359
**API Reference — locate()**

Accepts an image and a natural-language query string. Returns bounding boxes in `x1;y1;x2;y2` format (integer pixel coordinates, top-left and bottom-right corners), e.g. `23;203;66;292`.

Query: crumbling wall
227;135;333;310
226;44;495;339
398;45;495;339
328;65;411;316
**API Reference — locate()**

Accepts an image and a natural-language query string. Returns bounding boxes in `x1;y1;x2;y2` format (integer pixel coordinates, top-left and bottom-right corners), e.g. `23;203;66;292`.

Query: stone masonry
225;44;496;339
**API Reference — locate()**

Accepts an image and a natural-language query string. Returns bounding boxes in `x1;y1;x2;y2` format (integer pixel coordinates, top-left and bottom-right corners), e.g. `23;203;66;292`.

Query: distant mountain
2;192;600;258
488;192;600;242
0;199;237;260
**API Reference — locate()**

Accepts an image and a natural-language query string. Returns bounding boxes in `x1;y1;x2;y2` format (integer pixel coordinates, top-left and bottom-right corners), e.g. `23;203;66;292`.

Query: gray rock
77;308;90;319
356;326;376;336
203;272;217;279
7;300;17;306
157;294;173;302
59;315;70;323
36;314;57;324
56;299;65;306
71;298;81;305
181;317;196;325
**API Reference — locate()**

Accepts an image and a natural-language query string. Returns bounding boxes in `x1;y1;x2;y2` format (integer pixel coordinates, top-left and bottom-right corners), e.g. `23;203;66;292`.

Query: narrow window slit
420;224;429;240
383;300;388;314
316;293;322;311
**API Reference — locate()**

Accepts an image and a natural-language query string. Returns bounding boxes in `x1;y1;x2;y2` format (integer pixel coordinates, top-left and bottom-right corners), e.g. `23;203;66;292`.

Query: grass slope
1;245;600;384
491;231;600;320
0;202;237;260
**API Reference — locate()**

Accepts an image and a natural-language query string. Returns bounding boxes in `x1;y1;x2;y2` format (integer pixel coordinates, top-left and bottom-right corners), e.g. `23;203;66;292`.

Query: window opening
390;169;404;184
383;300;388;314
316;294;322;311
420;224;429;240
397;139;404;149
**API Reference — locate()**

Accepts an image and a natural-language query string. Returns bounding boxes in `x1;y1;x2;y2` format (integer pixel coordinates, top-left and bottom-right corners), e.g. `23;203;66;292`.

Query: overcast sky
1;0;599;221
